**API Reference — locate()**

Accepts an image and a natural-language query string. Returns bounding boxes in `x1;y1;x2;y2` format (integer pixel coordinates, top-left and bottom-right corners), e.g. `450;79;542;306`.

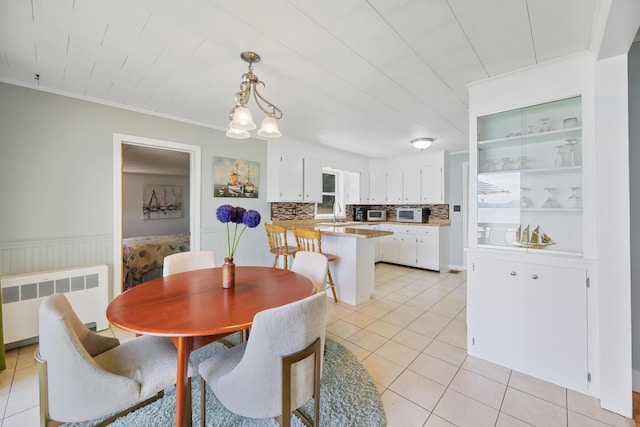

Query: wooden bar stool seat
293;227;338;303
265;223;298;269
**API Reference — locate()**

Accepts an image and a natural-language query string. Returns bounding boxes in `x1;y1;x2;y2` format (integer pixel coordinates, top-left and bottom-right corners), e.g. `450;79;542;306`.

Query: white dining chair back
198;292;327;427
36;293;191;426
163;251;216;276
291;251;328;293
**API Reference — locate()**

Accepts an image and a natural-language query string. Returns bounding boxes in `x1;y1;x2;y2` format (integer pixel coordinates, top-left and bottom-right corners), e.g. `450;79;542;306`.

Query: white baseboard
447;264;466;271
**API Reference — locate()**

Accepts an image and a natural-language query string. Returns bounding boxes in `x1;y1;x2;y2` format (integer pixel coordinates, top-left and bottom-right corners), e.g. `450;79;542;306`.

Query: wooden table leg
175;336;194;427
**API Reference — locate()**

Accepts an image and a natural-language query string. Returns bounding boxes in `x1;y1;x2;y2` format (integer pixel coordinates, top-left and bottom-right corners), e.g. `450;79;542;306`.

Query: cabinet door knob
531;274;539;280
510;271;517;276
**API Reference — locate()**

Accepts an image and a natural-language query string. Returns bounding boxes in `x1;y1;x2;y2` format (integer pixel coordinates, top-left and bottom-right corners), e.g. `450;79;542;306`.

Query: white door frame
462;161;469;269
112;133;201;299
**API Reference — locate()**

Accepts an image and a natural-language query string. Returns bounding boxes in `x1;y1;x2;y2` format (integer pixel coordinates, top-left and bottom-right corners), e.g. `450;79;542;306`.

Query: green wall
0;82;270;275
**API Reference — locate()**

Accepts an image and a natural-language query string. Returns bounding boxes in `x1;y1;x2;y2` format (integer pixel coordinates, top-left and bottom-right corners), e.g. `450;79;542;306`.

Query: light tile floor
0;263;635;426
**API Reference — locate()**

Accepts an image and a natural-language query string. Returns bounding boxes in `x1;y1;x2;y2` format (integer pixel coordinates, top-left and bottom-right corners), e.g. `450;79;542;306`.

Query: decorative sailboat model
513;224;555;249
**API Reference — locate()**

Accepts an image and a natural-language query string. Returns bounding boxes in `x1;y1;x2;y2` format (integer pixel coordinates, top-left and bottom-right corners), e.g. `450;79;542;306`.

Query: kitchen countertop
314;226;393;239
270;218;450;239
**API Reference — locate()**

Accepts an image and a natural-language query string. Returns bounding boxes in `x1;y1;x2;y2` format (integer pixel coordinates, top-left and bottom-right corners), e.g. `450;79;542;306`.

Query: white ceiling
122;144;190;176
0;0;610;159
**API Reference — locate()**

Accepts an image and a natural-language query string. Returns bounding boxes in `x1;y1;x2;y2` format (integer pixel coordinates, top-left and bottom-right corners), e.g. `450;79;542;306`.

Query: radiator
1;264;109;346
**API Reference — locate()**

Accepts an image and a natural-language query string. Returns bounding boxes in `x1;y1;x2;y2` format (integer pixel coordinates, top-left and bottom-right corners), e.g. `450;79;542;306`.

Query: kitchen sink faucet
333;202;341;223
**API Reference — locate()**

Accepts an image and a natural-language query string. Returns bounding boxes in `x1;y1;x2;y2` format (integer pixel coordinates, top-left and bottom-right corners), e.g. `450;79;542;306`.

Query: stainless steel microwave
396;207;429;223
367;210;386;221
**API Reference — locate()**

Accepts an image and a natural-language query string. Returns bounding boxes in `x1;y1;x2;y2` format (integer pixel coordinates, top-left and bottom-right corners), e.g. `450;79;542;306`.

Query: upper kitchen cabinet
359;170;370;204
344;171;361;205
386;169;403;204
365;150;448;205
267;151;322;202
420;152;447;204
368;170;386;204
402;168;421;204
475;96;583;255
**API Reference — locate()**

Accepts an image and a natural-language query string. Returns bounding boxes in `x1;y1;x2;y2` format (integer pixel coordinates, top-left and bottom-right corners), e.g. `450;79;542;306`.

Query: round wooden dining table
106;266;316;427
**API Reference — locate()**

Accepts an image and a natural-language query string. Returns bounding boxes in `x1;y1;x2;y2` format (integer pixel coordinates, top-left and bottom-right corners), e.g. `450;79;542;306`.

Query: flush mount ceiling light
226;51;283;139
411;137;434;150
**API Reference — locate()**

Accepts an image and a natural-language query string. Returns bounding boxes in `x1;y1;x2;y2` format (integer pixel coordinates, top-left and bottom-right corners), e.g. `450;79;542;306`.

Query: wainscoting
0;235;113;276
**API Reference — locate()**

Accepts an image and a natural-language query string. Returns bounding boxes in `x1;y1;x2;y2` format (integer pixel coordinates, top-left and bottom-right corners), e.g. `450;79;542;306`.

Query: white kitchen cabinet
416;227;439;270
380;233;398;264
344;171;360;204
302;157;322;202
369;170;386;204
268;153;322;202
378;224;446;271
467;253;589;393
420;164;444;204
277;154;304;201
402;168;421;204
359;170;370;204
396;232;416;265
386;169;403;204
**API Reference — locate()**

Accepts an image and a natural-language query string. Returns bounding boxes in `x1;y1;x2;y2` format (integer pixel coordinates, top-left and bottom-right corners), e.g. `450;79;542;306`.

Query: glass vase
222;257;235;289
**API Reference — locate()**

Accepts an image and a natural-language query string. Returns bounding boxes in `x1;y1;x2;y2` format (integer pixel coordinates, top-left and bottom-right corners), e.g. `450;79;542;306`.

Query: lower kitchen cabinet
467;252;590;393
416;227;439;270
376;224;447;272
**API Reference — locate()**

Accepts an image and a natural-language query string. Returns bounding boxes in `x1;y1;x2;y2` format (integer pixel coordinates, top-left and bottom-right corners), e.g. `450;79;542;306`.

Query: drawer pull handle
510;271;517;276
531;274;539;280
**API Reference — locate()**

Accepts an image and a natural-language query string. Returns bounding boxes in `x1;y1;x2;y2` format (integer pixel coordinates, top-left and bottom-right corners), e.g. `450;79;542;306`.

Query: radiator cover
1;264;109;346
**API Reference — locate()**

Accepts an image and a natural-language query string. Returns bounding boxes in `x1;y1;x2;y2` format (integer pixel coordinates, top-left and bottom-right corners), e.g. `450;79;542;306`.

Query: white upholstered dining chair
291;251;328;293
163;250;216;276
36;293;192;427
198;292;328;427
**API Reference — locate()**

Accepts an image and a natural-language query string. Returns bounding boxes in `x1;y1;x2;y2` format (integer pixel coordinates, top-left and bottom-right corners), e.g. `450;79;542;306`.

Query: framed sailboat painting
213;156;260;198
142;184;182;219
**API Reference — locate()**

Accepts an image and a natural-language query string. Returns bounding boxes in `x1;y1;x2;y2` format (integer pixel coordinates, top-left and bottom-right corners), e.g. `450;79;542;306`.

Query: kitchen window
316;168;344;219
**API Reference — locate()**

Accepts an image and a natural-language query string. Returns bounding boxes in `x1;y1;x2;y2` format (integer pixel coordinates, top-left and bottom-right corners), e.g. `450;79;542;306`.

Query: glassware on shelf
542;187;560;208
568;186;582;208
553;145;565;168
565;138;581;166
519;187;532;208
527;125;534;134
517;156;529;169
539;118;550;132
501;157;513;170
483;159;496;172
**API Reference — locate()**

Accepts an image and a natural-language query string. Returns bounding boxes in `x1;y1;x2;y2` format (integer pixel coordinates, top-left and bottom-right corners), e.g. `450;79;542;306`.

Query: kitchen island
274;221;393;306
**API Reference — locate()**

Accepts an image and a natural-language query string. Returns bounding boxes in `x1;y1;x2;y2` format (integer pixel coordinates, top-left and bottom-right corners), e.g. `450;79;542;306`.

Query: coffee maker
353;207;368;222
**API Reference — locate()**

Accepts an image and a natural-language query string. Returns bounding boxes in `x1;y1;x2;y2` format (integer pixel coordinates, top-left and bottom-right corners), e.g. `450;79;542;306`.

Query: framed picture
213;157;260;198
142;184;182;219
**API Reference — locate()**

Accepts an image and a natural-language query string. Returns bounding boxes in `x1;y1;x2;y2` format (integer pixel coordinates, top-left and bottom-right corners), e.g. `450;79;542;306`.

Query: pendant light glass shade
226;127;251;139
229;106;256;131
257;115;281;138
226;52;283;139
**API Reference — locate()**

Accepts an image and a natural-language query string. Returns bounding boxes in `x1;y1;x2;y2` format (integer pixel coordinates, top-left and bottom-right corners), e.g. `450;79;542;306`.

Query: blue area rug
65;337;386;426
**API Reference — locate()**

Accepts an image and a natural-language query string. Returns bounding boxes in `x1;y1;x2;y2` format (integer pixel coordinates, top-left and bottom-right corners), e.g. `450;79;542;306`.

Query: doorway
112;134;202;299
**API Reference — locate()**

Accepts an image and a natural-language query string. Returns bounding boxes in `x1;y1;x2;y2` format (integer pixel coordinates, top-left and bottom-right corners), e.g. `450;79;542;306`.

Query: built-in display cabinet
467;56;597;398
477;96;582;255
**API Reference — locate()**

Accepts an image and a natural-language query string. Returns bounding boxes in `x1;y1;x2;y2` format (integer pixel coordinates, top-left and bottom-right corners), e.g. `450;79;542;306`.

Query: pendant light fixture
226;51;283;139
411;137;434;150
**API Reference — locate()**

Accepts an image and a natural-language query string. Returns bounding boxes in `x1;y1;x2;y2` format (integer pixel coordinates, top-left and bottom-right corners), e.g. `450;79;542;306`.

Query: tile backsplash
271;202;449;221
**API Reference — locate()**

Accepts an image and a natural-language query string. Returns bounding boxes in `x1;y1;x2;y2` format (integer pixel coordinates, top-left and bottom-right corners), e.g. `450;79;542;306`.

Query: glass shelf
478;127;582;148
478;166;582;176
